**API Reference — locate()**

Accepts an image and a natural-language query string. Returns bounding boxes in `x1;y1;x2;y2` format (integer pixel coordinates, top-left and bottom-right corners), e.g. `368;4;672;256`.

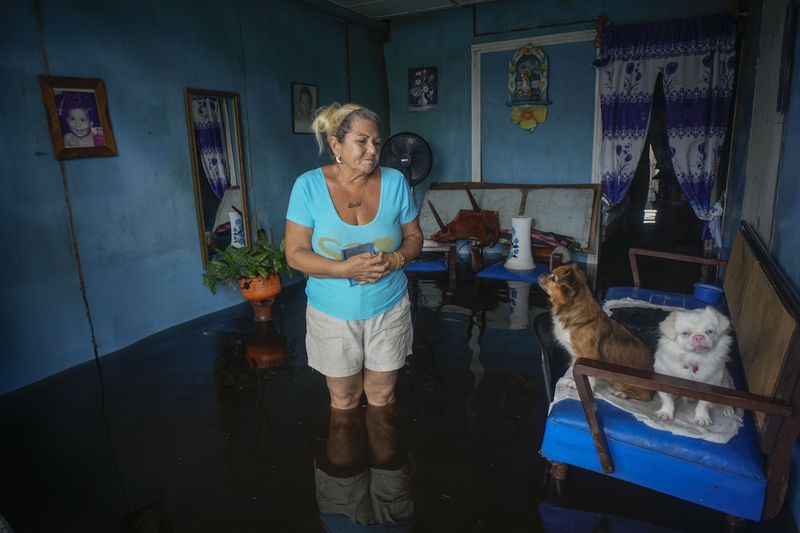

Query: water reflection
409;276;540;431
244;322;287;369
316;405;414;531
539;502;683;533
121;496;173;533
507;280;532;330
465;315;483;429
213;322;299;495
5;274;771;532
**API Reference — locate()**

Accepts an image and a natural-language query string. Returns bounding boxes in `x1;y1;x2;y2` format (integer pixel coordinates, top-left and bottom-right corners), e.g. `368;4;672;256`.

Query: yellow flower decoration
511;105;548;132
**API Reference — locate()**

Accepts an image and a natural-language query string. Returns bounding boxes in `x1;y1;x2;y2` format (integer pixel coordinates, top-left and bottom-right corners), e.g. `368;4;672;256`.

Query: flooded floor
0;268;797;532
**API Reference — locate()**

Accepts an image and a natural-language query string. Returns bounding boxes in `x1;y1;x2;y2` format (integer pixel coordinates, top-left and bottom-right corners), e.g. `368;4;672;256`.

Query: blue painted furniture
402;257;448;273
603;286;709;310
537;223;800;524
476;261;550;283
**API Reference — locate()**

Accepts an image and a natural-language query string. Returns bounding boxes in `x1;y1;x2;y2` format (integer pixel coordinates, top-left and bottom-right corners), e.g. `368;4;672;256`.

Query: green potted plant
203;230;293;322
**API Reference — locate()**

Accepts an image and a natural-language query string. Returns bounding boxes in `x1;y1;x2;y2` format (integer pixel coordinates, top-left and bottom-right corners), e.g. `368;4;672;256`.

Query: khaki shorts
305;294;413;377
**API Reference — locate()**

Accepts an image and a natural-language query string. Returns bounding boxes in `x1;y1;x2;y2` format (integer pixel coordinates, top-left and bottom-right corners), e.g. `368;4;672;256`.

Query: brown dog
538;264;654;400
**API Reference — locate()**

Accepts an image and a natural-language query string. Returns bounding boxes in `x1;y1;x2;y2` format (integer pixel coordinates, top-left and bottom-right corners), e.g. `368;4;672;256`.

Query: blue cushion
402;258;448;272
476;261;550;282
604;287;710;310
541;398;767;520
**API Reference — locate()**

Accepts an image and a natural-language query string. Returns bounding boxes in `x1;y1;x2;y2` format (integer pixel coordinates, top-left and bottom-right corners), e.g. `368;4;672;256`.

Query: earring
336;155;342;164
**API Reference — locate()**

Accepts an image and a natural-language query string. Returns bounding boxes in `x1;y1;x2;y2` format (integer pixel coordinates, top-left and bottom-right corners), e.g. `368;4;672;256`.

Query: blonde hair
312;103;380;157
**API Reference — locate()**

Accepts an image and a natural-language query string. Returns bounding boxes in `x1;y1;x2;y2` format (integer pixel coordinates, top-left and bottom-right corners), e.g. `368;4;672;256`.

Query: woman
285;103;423;410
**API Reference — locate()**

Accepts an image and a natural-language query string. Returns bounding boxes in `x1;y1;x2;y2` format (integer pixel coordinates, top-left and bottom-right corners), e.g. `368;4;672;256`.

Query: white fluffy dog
653;306;735;426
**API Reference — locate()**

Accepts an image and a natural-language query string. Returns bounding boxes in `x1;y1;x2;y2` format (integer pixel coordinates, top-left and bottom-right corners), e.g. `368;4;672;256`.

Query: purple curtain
596;15;736;242
191;96;231;200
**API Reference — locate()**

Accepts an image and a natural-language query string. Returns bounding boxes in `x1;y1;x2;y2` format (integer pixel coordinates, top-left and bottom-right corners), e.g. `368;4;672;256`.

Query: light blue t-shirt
286;167;419;320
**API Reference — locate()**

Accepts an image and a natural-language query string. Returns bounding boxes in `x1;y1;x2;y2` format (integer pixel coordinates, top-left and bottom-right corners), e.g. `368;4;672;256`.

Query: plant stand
239;275;281;322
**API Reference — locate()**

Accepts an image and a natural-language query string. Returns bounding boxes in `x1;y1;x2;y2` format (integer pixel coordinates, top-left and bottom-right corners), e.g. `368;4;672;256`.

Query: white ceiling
327;0;496;20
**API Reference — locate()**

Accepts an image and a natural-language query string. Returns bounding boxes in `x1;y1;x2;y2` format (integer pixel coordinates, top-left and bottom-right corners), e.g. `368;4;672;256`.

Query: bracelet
393;250;406;270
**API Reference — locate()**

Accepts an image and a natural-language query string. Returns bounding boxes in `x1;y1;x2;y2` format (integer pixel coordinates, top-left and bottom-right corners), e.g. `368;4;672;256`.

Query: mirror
185;88;251;266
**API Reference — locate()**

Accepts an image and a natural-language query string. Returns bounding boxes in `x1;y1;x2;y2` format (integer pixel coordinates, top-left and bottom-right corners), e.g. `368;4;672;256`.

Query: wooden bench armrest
574;358;792;415
628;248;728;288
570;358;794;474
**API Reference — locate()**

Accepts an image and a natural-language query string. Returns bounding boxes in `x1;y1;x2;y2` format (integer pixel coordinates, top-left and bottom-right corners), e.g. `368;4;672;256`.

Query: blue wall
384;8;474;202
348;23;391;141
384;0;731;192
239;1;350;243
0;3;94;393
480;42;596;183
0;0;386;394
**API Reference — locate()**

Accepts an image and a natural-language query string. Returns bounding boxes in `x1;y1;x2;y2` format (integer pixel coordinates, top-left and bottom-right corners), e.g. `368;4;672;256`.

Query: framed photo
38;76;117;159
291;83;317;134
408;67;438;112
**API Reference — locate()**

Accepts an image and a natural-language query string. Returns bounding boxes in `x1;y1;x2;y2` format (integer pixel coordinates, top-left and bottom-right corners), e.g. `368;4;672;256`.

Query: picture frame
291;83;317;134
38;76;117;159
408;67;438;112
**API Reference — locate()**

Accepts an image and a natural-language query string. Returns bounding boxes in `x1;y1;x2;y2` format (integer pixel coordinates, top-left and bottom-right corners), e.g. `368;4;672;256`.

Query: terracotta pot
238;275;282;322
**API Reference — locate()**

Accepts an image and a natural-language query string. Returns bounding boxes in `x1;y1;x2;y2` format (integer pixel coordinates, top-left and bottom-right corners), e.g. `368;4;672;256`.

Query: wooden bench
538;222;800;524
416;183;601;277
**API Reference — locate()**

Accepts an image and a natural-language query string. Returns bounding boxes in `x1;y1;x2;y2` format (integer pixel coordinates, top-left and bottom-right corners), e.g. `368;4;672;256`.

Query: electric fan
380;132;433;188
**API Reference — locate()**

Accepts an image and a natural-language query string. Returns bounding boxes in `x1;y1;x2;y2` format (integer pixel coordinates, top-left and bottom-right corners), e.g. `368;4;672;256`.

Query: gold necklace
331;166;367;209
338;174;364;209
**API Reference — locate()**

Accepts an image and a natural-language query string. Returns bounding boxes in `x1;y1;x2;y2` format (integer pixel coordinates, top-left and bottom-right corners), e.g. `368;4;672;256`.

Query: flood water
0;266;796;532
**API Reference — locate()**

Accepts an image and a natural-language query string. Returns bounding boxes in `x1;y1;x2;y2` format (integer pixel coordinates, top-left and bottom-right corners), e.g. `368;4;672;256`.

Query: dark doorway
598;74;710;294
629;74;704;253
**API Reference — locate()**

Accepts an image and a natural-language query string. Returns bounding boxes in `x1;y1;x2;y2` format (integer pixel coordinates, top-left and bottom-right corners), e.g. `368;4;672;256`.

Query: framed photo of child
291;83;317;134
39;76;117;159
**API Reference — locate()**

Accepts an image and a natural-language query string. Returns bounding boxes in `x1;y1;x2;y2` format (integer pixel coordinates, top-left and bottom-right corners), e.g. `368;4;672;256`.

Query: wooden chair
538;222;800;525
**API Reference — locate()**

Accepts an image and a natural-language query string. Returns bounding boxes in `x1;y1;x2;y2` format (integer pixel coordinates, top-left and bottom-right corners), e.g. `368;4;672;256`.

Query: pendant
347;201;361;208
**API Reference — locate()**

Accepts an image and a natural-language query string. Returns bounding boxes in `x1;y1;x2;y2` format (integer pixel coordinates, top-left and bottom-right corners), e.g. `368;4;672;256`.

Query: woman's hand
378;251;404;273
344;252;390;284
